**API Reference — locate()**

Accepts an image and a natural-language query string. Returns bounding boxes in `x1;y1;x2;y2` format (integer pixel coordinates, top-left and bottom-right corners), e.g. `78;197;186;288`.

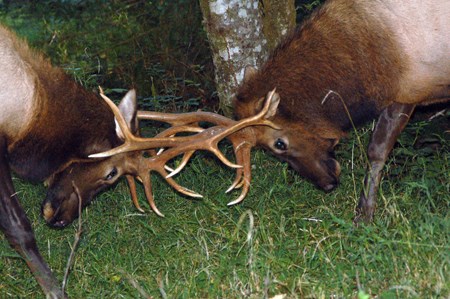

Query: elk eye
274;138;287;151
104;167;118;181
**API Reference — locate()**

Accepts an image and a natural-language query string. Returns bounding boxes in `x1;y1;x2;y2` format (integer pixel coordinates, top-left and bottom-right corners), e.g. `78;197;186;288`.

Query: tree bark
200;0;296;114
199;0;269;114
261;0;296;51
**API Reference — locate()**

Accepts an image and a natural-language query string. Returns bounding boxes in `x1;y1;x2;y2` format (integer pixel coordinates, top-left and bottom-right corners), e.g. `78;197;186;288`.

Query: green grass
0;2;448;297
1;119;448;298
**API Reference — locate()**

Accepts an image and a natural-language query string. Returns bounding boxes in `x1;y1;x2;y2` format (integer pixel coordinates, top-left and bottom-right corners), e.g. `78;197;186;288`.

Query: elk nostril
53;220;68;228
47;219;68;229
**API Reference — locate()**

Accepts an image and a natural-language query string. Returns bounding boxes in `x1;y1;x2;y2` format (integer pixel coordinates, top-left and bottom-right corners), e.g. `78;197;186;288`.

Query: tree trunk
200;0;295;115
261;0;296;51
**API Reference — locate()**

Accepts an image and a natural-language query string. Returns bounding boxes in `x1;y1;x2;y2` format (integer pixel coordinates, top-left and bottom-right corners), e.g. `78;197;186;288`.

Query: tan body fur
234;0;449;221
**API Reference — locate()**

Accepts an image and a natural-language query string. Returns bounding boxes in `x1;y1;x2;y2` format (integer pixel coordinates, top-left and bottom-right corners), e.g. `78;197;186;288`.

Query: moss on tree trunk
200;0;295;115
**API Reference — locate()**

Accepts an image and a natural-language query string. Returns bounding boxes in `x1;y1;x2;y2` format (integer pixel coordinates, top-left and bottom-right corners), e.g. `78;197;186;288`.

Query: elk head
239;114;342;192
42;90;139;227
234;68;342;191
42;89;280;227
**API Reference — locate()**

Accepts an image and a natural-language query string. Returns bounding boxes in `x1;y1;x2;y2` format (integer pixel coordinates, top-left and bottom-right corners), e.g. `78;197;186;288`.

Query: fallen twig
61;182;84;294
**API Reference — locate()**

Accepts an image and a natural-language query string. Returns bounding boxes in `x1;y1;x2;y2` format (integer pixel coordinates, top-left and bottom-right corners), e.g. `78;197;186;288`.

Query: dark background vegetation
0;1;448;298
0;0;323;112
0;0;216;111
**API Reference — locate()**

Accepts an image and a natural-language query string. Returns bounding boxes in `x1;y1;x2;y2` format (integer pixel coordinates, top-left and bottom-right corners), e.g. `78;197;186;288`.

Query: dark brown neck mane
236;0;404;134
8;47;118;182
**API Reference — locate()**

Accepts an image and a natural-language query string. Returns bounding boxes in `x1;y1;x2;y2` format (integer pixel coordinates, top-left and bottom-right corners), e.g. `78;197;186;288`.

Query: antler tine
209;145;242;169
149;126;203;178
227;183;250;206
125;175;145;213
141;162;203;198
92;91;204;159
154;125;204;138
225;140;250;193
166;150;195;178
226;163;245;193
226;171;243;193
151;125;243;170
137;110;234;127
226;136;255;206
202;127;243;169
129;156;203;215
259;88;277;117
195;88;281;147
245;88;281;130
140;172;165;217
162;174;203;198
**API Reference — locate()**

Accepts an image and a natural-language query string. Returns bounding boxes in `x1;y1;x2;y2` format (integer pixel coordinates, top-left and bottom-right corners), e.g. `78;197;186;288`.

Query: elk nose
42;201;70;228
320;175;339;192
49;219;69;228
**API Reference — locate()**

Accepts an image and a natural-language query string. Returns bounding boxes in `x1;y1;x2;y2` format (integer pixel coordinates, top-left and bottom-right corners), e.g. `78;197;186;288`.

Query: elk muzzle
42;189;80;228
283;154;341;192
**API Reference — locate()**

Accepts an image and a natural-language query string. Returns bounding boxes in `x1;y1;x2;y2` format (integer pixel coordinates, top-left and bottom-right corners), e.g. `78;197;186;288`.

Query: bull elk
233;0;449;222
0;24;278;298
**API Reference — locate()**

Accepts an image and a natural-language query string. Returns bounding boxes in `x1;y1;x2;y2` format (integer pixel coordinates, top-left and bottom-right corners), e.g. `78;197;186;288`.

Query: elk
0;24;126;298
233;0;449;223
0;24;278;298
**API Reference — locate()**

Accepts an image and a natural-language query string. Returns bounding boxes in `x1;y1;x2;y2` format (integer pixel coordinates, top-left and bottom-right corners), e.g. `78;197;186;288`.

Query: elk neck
8;68;118;182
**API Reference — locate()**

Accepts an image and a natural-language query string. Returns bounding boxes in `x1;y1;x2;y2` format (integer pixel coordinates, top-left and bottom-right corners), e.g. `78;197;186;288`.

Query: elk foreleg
0;138;66;298
354;103;415;224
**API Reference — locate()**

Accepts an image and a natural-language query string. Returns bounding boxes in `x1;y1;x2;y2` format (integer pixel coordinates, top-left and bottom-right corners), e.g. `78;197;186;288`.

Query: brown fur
234;0;449;216
0;24;133;297
235;0;406;135
8;68;117;181
0;25;118;181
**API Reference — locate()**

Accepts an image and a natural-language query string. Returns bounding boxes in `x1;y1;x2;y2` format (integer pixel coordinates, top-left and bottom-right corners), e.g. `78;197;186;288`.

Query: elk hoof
353;194;375;225
353;210;374;226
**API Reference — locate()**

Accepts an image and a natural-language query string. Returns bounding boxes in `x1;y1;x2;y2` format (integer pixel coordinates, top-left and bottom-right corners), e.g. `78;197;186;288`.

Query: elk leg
354;103;415;224
0;138;66;298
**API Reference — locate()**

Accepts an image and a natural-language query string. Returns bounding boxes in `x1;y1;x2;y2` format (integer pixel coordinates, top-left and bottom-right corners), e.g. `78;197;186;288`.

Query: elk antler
90;88;280;216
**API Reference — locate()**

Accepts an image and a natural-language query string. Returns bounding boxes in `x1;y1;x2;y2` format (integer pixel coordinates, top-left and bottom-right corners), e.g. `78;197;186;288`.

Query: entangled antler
90;88;280;216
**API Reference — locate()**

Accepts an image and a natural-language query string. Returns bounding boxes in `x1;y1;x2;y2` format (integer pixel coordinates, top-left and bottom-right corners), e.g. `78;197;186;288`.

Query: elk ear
243;65;257;83
116;89;138;139
265;91;280;119
255;91;280;119
320;128;345;148
326;138;339;149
